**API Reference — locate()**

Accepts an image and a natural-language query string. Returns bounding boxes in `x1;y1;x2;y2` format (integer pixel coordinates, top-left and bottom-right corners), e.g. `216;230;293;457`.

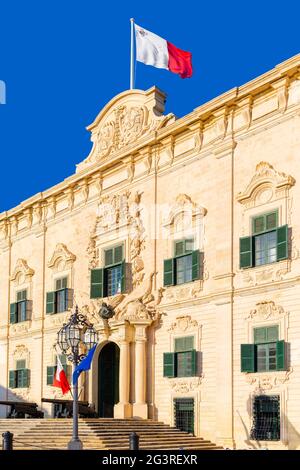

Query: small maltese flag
53;356;71;395
135;23;192;79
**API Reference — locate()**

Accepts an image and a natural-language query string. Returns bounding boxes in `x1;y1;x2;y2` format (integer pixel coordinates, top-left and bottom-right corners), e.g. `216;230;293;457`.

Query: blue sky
0;0;299;213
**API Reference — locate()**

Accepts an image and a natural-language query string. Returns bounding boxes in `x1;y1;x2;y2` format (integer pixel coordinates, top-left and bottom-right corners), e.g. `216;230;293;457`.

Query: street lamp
56;305;98;450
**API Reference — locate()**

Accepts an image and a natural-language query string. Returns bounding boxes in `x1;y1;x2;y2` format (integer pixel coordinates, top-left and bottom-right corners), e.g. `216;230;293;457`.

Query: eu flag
72;345;97;385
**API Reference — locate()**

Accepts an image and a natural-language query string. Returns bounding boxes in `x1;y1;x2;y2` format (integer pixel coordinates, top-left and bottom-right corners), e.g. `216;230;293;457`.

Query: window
46;277;73;314
174;398;194;434
163;336;197;378
240;210;288;269
250;395;280;441
90;244;127;299
241;325;286;373
9;360;30;388
10;289;31;324
163;239;202;287
47;355;71;385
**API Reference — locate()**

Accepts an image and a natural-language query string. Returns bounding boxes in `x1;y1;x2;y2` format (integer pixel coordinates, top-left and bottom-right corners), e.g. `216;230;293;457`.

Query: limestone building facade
1;53;300;449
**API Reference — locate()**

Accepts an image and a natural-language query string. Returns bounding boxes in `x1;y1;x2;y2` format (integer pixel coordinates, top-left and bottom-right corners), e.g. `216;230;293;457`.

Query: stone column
133;337;148;418
114;340;132;418
132;323;149;419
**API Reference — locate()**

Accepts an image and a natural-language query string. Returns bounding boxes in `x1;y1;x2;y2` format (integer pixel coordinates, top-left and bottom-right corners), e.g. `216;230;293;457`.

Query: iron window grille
174;398;195;435
250;395;280;441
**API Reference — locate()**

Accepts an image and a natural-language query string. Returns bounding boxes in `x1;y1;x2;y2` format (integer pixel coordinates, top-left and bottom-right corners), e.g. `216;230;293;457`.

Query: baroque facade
1;54;300;448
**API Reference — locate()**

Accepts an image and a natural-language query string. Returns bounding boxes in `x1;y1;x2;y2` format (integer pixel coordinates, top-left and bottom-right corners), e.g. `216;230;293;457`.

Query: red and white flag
53;356;71;395
135;24;192;79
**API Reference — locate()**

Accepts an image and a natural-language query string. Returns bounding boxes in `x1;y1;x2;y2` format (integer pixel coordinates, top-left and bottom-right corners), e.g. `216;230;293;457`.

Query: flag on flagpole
53;356;71;395
72;345;97;385
134;23;193;79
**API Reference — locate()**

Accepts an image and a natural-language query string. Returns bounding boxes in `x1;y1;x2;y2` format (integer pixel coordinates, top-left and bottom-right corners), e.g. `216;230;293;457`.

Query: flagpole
130;18;135;89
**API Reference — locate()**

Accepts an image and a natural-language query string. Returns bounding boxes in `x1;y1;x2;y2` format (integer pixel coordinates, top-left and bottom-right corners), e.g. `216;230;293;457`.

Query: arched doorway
98;342;120;417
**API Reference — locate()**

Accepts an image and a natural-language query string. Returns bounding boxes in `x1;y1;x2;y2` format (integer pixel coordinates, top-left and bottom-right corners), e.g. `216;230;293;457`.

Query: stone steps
0;418;222;450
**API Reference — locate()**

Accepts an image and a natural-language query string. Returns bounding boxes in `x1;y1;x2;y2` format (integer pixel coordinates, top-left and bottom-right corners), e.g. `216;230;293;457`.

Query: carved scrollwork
245;368;293;391
77;88;174;172
169;376;203;393
246;300;286;320
237;161;295;207
48;243;76;270
168;315;199;333
10;259;35;282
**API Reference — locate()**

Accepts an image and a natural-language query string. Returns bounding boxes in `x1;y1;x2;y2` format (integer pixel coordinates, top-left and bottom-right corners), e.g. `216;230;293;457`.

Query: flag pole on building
130;18;135;89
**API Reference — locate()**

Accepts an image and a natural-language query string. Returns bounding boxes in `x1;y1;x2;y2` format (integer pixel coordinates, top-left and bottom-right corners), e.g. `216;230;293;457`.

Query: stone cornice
1;54;300;225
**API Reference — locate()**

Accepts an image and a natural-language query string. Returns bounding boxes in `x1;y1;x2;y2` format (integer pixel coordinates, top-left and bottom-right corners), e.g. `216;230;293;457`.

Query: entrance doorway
98;342;120;417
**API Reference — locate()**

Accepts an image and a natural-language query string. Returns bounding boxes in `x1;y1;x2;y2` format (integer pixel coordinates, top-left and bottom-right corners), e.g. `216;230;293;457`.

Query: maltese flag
135;24;193;79
53;356;71;395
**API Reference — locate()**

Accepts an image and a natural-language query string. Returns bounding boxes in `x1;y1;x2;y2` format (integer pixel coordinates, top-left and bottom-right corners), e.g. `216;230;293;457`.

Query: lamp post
56;305;98;450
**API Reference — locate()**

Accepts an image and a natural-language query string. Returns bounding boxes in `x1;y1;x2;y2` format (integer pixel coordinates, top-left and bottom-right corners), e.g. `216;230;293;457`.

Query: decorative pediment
237;162;295;206
163;194;207;228
76;87;175;172
10;259;35;282
48;243;76;269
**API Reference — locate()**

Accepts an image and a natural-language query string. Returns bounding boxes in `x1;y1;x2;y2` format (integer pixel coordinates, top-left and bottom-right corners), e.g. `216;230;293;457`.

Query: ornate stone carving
10;322;30;335
168;315;198;333
33;202;43;225
162;281;205;303
245;368;293;391
10;259;35;282
0;219;9;239
163;193;207;229
13;345;29;364
246;300;285;320
88;190;146;288
48;243;76;269
237;161;295;207
242;263;291;286
169;376;203;393
77;88;174;172
113;272;162;323
129;191;146;288
87;219;99;270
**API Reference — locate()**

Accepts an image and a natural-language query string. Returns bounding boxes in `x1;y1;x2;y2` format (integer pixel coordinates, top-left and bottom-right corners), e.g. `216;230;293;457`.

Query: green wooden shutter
276;340;286;371
164;258;175;286
241;344;256;372
192;250;200;281
90;268;104;298
277;225;288;261
121;260;126;293
65;288;73;310
163;352;176;377
22;369;30;387
46;291;56;314
240;236;253;269
189;350;197;376
47;366;55;385
10;303;17;324
25;300;32;321
9;370;16;388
